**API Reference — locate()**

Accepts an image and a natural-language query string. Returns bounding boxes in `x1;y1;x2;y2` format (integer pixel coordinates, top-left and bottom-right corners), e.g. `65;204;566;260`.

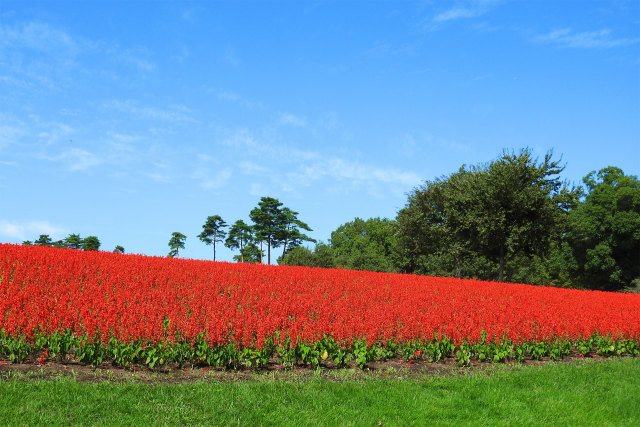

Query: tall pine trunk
267;238;271;264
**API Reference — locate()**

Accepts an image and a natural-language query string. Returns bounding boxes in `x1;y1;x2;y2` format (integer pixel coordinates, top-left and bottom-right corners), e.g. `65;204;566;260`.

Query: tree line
22;234;122;253
281;149;640;293
18;148;639;292
167;196;315;264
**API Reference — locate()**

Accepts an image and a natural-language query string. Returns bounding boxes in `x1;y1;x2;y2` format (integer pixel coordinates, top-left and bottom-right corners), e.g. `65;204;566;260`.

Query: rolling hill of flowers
1;243;638;368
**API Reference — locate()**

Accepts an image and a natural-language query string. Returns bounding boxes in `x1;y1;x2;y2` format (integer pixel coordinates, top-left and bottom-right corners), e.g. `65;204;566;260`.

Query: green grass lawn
1;358;639;426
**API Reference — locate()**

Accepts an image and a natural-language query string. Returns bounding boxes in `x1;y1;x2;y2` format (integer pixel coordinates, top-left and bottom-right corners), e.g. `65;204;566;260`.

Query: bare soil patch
0;352;608;385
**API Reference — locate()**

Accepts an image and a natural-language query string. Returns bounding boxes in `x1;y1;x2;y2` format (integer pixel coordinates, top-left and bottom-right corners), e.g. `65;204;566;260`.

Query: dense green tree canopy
329;217;399;273
64;234;83;250
567;167;640;291
34;234;53;247
236;242;263;263
397;149;580;282
81;236;101;251
279;242;336;268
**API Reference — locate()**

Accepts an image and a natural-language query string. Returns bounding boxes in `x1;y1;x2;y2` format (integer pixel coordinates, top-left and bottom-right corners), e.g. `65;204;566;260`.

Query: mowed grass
1;358;639;426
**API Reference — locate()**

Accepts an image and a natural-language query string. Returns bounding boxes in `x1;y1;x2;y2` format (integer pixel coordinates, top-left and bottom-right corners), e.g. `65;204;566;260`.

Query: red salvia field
1;243;639;368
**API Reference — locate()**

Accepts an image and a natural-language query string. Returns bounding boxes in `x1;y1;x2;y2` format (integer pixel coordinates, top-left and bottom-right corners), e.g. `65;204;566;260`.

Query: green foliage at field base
1;358;638;426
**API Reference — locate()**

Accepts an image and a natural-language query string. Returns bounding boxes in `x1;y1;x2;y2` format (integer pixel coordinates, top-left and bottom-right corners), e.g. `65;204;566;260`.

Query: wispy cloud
37;122;75;146
57;148;101;171
0;122;24;149
142;161;173;183
213;89;264;110
106;100;197;124
145;173;172;183
222;48;242;67
430;0;502;26
0;21;155;92
191;154;232;190
291;157;421;189
220;128;421;196
0;22;95;90
191;167;232;190
223;129;263;152
534;28;640;49
364;41;421;57
109;46;156;72
0;22;82;54
434;7;483;23
238;160;270;175
278;112;307;127
0;219;67;241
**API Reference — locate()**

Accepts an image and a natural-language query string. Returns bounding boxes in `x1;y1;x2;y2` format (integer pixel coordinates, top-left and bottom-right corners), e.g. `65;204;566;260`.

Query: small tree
249;197;314;264
82;236;101;251
198;215;227;261
278;246;316;267
225;220;253;262
250;197;285;264
113;245;125;254
34;234;53;246
64;233;83;249
278;207;316;260
168;232;187;258
235;242;263;263
22;240;33;246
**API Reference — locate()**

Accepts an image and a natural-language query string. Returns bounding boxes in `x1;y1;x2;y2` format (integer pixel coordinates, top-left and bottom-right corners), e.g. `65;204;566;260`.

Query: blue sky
1;0;639;262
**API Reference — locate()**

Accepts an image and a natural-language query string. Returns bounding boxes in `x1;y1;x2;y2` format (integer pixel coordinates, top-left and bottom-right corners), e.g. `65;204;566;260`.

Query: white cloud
0;220;67;241
105;100;198;124
364;41;421;57
534;28;639;49
107;46;156;73
281;154;422;195
0;22;93;90
249;182;267;197
109;132;139;143
278;112;308;127
223;48;242;67
434;7;482;23
223;129;262;151
323;157;421;187
0;22;80;54
191;167;232;190
0;20;155;92
36;122;75;146
221;129;421;195
58;148;101;171
238;160;269;175
145;172;173;183
217;91;244;103
214;90;263;110
143;161;173;183
0;123;23;149
40;146;100;171
431;0;502;25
